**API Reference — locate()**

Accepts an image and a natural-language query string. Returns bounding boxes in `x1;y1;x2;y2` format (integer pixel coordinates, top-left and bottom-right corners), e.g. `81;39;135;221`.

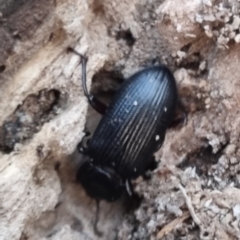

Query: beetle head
76;161;124;202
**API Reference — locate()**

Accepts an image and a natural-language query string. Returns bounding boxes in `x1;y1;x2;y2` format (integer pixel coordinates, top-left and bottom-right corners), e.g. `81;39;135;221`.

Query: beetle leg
93;200;103;237
68;47;108;115
178;99;188;125
125;179;134;197
77;130;91;155
77;143;88;155
142;157;158;180
169;100;188;128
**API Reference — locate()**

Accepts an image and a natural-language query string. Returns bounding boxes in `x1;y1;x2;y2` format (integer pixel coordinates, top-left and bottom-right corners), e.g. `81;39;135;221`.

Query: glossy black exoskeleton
69;48;187;203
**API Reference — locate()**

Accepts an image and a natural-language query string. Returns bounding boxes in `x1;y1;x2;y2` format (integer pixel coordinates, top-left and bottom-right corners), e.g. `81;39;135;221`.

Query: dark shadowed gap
0;89;61;153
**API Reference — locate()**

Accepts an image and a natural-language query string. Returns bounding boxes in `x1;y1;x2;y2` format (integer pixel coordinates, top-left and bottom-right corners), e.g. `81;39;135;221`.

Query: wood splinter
178;183;202;227
156;212;190;239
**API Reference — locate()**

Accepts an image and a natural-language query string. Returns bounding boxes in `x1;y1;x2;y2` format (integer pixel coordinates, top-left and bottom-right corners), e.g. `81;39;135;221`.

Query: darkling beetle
69;48;187;234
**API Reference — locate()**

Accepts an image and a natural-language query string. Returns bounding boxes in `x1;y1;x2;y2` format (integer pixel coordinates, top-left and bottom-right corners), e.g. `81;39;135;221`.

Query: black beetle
69;48;186;232
69;48;187;201
68;48;187;234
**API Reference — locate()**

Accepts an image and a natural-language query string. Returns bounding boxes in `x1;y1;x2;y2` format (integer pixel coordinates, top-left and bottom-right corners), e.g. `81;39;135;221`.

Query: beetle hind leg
169;100;188;129
125;179;134;196
68;47;108;115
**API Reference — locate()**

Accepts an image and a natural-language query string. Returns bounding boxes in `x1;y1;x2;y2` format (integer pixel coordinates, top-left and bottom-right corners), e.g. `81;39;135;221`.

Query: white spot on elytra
164;107;167;112
155;135;160;141
134;168;137;172
133;101;138;106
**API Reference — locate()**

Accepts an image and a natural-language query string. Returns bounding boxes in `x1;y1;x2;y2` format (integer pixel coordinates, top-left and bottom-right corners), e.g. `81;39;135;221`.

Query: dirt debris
0;89;60;153
196;0;240;48
1;0;240;239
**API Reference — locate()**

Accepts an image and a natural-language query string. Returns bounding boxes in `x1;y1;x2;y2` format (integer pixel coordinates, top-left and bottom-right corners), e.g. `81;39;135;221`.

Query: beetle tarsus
68;47;108;115
93;200;103;237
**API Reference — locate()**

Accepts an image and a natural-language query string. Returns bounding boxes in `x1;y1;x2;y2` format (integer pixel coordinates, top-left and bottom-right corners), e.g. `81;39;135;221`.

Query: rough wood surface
1;0;240;240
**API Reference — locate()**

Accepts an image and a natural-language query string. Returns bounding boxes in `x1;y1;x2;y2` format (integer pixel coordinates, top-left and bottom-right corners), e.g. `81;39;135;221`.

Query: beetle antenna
67;48;90;99
93;200;103;237
68;47;107;114
67;47;85;59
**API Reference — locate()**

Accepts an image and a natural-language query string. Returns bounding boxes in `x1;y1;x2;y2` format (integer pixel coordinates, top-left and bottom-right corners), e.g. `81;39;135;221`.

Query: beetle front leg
68;47;108;115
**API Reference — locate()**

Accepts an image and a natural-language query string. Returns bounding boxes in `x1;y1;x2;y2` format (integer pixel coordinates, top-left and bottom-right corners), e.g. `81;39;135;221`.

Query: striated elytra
69;48;187;203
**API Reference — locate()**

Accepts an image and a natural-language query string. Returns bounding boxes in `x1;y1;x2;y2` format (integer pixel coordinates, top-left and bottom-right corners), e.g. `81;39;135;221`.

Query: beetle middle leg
169;100;188;129
68;47;108;115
